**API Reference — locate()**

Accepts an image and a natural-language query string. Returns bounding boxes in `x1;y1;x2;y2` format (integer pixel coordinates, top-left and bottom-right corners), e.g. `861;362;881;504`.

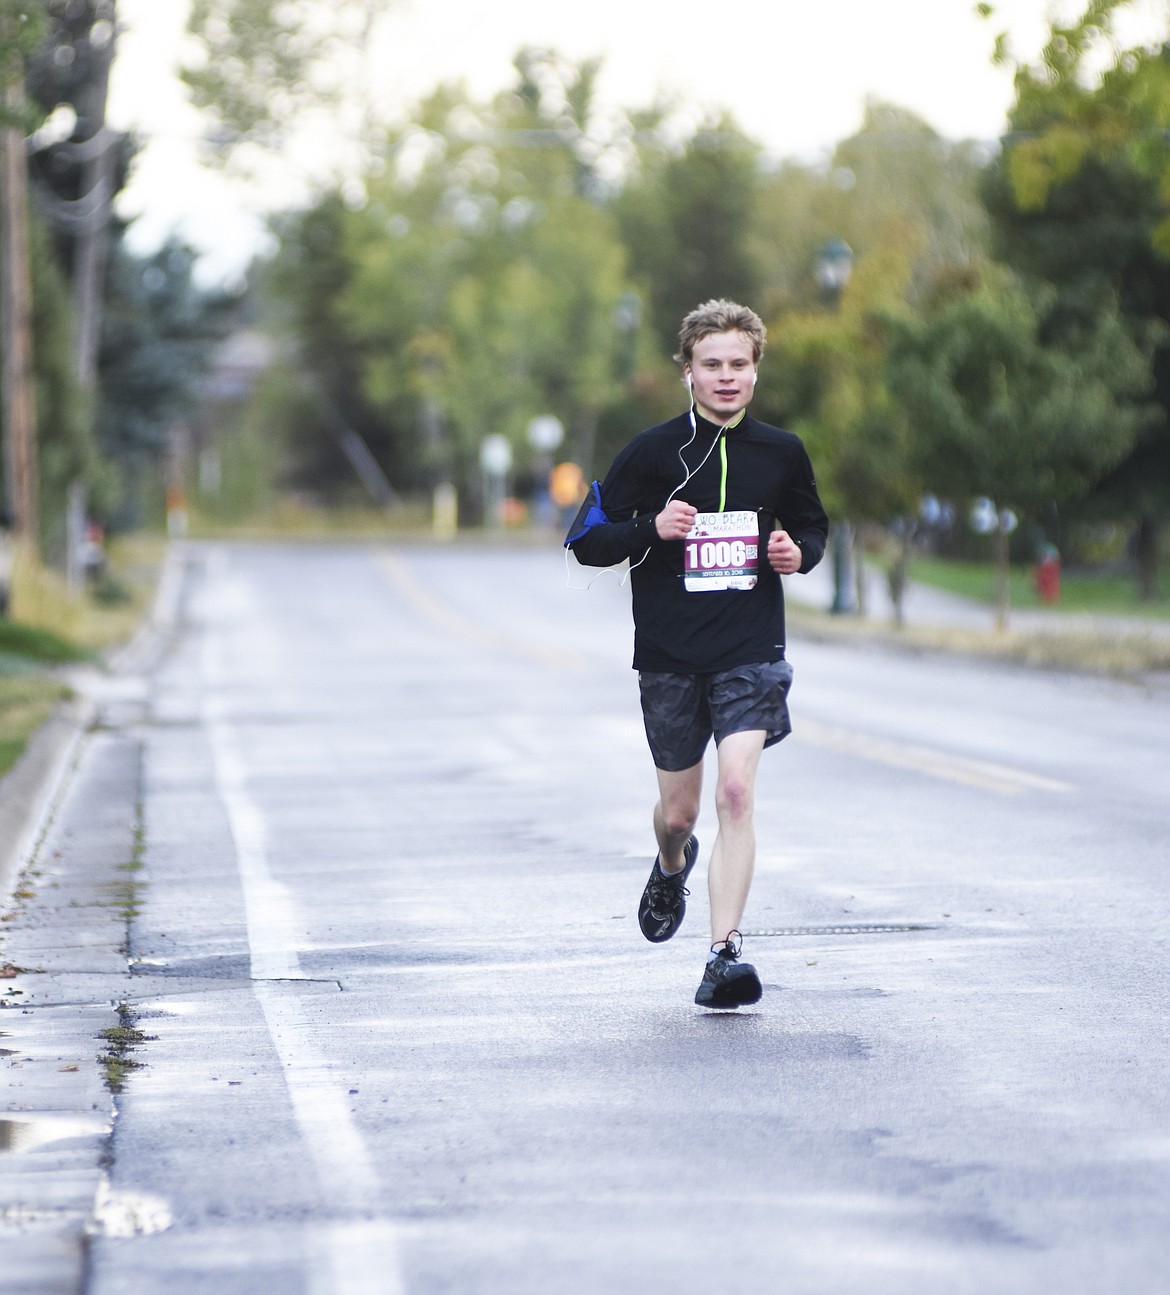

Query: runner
566;298;829;1008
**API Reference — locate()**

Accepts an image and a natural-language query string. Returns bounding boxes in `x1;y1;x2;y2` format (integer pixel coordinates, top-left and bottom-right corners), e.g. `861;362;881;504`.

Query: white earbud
751;372;758;385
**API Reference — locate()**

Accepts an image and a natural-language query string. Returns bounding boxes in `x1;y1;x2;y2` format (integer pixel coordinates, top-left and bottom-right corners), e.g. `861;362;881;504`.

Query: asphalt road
2;540;1168;1294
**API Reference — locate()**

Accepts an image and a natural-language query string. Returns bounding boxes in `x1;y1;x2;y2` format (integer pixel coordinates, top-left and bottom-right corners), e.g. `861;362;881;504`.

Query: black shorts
637;659;794;772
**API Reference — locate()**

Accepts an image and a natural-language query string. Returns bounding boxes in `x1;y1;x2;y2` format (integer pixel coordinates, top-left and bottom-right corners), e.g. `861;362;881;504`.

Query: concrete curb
105;537;186;678
0;694;96;906
0;541;185;909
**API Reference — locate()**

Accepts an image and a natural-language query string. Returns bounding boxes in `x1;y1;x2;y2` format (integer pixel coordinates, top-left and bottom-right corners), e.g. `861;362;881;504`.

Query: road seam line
200;585;405;1295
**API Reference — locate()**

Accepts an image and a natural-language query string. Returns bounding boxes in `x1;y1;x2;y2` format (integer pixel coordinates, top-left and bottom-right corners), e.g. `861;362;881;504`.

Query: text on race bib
683;510;759;592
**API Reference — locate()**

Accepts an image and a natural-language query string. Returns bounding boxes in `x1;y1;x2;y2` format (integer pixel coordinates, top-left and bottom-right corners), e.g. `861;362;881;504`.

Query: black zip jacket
568;410;829;672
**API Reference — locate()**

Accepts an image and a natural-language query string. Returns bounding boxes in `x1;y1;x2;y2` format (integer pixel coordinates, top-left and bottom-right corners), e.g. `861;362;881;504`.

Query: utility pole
0;14;37;549
41;3;118;589
69;3;116;389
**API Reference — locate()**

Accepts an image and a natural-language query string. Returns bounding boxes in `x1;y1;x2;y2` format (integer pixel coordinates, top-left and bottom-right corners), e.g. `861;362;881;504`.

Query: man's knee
657;768;701;838
714;730;765;823
659;797;699;838
715;773;754;823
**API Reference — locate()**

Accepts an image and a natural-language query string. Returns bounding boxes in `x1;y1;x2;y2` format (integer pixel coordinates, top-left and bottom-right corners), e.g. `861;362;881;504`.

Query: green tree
27;211;101;559
982;0;1170;594
885;271;1149;626
615;113;762;356
758;238;922;618
97;238;239;528
832;101;989;287
183;0;396;173
276;58;639;512
752;101;989;320
15;2;153;561
2;0;49;549
263;193;392;496
749;105;991;619
179;0;407;506
26;0;123;388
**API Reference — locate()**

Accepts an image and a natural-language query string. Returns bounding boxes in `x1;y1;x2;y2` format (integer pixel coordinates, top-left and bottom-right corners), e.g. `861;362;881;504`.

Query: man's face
685;331;758;423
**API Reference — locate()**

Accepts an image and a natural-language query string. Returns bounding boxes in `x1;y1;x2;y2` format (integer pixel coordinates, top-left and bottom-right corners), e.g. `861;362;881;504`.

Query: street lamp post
527;415;564;529
815;238;856;614
480;434;512;530
815;237;854;306
612;292;641;383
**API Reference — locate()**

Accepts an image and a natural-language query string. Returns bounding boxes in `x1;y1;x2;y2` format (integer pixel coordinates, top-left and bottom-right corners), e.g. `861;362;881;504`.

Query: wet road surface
2;540;1168;1294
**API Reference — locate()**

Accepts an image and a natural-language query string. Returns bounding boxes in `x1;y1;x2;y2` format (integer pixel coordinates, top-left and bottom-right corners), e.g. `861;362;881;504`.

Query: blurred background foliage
2;0;1169;605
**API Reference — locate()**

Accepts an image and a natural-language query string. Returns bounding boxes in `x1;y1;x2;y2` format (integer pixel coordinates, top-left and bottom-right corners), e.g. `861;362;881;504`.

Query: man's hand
656;500;698;541
767;529;802;575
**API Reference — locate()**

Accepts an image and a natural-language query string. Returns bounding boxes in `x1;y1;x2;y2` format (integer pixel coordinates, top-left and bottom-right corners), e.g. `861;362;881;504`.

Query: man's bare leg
653;762;703;874
707;729;767;942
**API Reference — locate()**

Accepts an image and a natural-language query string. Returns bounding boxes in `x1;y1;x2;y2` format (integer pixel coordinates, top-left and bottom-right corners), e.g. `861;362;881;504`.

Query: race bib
683;510;759;592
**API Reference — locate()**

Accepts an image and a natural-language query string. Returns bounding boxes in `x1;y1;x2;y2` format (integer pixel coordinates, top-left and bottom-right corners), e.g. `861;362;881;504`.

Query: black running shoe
637;835;699;943
695;931;762;1008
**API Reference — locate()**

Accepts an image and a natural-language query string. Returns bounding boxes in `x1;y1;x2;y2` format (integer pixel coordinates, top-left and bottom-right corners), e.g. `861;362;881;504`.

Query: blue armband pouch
564;481;609;547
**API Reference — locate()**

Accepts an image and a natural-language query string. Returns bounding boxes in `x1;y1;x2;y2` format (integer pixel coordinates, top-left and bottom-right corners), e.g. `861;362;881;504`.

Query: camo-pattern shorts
637;659;794;772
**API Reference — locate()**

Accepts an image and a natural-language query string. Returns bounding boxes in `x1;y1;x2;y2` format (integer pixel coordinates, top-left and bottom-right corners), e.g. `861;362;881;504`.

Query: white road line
199;568;405;1295
796;718;1074;797
204;716;303;982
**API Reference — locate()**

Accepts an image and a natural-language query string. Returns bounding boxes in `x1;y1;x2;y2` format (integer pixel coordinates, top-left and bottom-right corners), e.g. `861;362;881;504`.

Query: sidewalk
0;730;144;1293
0;550;182;1293
785;557;1170;641
0;544;183;904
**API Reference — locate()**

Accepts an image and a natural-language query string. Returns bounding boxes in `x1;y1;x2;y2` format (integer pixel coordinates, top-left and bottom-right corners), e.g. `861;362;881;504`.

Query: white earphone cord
566;374;740;589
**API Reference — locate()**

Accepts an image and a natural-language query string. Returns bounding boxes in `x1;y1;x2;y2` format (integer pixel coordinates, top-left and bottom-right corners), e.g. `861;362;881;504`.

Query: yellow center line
374;550;590;673
377;551;1069;795
796;718;1074;797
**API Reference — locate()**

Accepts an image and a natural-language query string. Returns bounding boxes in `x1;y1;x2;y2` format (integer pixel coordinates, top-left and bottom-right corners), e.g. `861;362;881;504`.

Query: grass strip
790;603;1170;677
906;556;1170;620
0;676;71;779
0;534;165;779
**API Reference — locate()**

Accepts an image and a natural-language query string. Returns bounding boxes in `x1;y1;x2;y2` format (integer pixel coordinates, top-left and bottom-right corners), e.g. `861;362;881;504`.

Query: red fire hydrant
1034;545;1061;604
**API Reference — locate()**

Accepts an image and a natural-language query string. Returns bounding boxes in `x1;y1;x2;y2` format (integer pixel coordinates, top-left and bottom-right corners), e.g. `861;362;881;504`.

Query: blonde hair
675;299;766;365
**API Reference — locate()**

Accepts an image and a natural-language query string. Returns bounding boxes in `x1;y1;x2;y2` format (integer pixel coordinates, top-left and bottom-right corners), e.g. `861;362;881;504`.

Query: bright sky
107;0;1169;285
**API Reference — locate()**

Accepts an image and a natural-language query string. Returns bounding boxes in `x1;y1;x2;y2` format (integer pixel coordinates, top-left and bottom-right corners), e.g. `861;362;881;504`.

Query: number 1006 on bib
683;511;759;592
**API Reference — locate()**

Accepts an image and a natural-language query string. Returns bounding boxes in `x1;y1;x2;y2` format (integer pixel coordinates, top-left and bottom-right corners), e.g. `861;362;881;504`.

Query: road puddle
0;1114;107;1155
91;1182;173;1237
